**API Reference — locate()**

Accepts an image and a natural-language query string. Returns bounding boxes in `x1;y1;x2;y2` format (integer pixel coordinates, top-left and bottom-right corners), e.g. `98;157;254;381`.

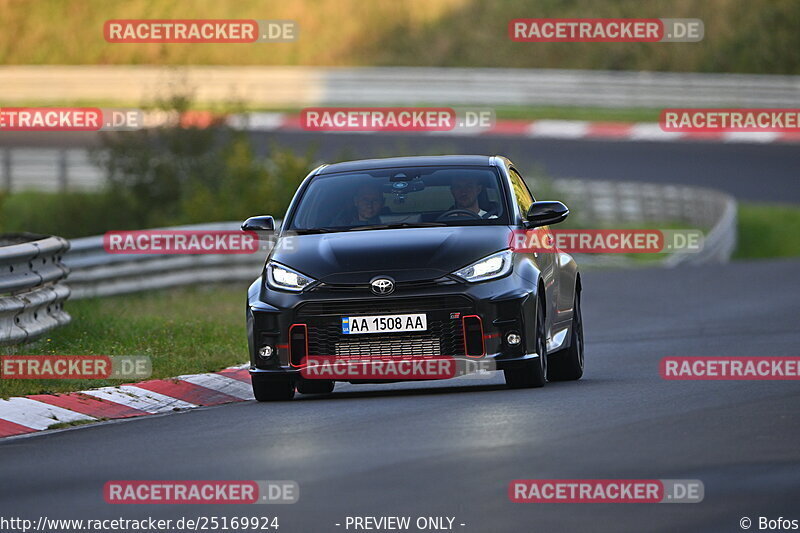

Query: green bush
91;93;316;229
1;0;799;74
0;95;316;237
0;190;135;238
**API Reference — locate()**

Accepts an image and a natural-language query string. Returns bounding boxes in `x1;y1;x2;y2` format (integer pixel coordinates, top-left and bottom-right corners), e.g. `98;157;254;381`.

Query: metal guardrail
1;66;798;108
0;234;71;345
64;222;265;299
663;188;737;267
0;147;104;193
553;179;737;267
321;68;800;108
61;179;737;299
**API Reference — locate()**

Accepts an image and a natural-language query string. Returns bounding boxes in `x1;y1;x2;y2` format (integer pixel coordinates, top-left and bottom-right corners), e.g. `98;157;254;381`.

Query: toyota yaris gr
243;155;583;401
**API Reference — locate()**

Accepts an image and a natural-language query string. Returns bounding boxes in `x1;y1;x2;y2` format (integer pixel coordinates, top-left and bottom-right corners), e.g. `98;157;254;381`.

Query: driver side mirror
241;215;275;232
525;201;569;227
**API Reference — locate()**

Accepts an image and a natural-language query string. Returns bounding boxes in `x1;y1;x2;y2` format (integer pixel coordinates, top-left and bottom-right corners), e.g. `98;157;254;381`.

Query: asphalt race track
1;257;798;533
3;131;800;202
244;131;800;204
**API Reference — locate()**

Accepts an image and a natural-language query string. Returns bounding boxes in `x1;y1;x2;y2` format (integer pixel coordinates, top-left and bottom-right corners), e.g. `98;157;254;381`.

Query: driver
332;182;385;226
449;176;497;218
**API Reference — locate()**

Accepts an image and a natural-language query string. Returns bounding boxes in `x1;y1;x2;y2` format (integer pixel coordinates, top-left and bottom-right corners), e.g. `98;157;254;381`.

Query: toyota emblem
371;278;395;295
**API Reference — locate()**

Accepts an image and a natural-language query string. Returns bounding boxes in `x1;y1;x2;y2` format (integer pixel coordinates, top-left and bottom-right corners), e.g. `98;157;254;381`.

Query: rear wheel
504;296;547;389
296;377;335;395
252;375;295;401
547;290;584;381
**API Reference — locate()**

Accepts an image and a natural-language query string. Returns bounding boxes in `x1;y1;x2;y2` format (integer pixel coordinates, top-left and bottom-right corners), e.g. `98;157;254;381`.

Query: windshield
287;165;509;232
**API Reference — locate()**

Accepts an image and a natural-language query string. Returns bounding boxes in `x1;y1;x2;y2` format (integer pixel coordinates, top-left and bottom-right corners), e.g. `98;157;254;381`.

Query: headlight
266;261;317;292
452;250;513;282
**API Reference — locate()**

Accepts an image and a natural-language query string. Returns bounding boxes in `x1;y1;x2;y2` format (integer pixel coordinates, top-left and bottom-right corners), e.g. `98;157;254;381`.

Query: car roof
316;155;494;175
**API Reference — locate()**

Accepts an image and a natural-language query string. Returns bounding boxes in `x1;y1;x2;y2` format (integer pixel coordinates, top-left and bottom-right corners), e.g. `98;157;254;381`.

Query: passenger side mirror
241;215;275;232
525;201;569;227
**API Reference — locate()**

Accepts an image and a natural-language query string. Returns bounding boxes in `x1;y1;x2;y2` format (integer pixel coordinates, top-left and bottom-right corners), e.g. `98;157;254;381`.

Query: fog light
506;332;521;346
258;345;273;358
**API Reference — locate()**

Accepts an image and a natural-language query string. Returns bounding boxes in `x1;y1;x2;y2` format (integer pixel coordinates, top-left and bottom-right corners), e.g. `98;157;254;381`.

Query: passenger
332;182;385;226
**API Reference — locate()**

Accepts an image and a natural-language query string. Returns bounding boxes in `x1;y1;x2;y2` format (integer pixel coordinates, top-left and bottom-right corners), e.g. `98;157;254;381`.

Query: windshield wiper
347;222;447;232
293;227;339;235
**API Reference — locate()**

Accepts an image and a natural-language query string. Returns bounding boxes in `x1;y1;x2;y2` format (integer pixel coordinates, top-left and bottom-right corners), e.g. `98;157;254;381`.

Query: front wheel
547;289;584;382
504;296;547;389
252;374;295;401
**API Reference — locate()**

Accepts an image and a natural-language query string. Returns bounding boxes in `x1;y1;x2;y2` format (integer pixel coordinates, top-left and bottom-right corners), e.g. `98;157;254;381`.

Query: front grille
297;295;473;357
296;295;472;317
334;336;441;358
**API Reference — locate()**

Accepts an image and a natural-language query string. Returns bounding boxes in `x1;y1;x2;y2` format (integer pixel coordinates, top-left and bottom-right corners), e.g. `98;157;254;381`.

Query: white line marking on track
527;120;590;139
227;112;286;131
82;386;196;413
179;374;255;400
628;123;686;141
723;131;780;143
0;398;95;430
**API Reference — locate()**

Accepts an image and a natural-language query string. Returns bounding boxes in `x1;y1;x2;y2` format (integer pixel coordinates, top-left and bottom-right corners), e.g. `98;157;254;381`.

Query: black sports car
243;155;583;400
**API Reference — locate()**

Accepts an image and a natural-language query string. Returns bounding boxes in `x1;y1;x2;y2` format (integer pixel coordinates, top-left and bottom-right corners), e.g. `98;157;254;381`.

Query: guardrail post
58;149;68;192
2;148;11;192
0;234;72;345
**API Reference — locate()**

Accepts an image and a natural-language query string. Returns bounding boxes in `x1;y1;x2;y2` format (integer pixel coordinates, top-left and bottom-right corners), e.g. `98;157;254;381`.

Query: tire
504;296;547;389
252;375;296;401
296;377;335;395
547;289;584;382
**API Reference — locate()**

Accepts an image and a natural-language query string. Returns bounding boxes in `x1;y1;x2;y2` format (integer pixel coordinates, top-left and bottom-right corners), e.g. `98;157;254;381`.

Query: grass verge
735;203;800;259
1;285;247;399
47;419;103;430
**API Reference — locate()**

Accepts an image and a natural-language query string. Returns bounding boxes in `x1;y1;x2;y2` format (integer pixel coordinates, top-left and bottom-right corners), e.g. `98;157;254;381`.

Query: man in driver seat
449;176;498;218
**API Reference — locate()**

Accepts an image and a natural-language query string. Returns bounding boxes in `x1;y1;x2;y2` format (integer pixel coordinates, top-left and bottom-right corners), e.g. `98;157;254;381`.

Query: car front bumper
247;271;542;379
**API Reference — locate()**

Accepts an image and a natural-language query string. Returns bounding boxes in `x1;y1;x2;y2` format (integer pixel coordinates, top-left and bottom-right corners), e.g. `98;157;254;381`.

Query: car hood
271;226;512;284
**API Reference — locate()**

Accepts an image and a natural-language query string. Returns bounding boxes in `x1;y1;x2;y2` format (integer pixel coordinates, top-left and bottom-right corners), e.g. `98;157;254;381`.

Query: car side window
509;168;534;218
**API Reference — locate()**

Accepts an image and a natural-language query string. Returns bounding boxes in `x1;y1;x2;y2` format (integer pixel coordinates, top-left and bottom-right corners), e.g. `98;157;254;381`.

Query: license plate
342;314;427;335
